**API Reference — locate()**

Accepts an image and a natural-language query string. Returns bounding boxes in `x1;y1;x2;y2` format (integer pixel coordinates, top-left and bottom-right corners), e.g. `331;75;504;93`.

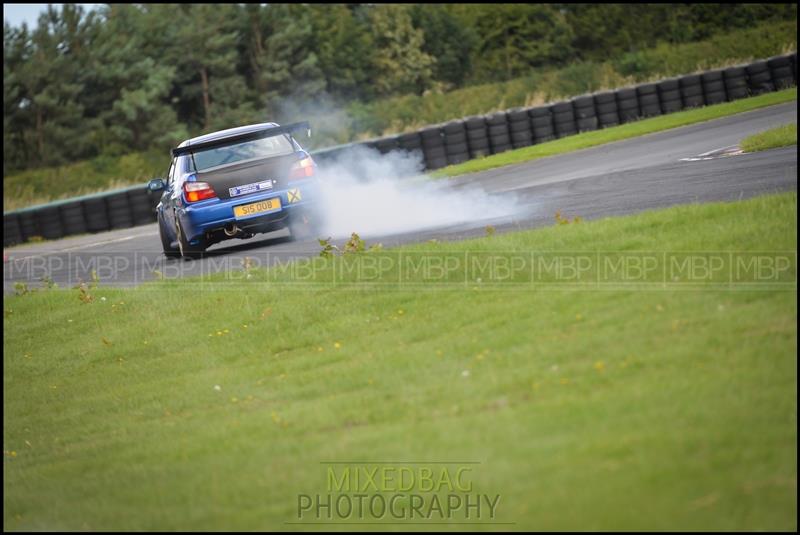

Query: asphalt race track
4;101;797;291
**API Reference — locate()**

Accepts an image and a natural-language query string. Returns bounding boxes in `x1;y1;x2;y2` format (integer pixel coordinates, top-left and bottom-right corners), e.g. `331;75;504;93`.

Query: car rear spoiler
171;121;311;157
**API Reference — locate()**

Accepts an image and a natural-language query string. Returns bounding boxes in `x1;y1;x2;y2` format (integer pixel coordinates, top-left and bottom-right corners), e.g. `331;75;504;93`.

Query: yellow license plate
233;197;282;218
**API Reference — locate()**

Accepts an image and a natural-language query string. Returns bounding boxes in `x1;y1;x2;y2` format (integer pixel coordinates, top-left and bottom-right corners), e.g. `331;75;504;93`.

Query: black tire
679;74;704;108
4;213;23;247
616;88;640;123
723;66;749;100
443;120;468;163
485;112;512;153
107;191;134;230
129;188;157;226
159;214;180;258
509;128;533;149
572;95;598;132
636;83;661;117
176;218;205;259
529;106;555;141
84;197;111;233
657;78;682;113
464;116;491;158
767;55;794;90
61;201;88;236
594;91;619;128
701;70;727;105
746;60;774;95
19;211;39;241
507;108;534;148
38;206;63;240
397;132;423;155
446;149;470;165
288;211;323;242
420;126;446;170
374;135;399;155
550;102;577;138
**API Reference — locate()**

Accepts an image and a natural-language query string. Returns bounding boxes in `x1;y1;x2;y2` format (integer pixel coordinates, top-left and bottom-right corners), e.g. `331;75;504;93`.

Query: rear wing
171;121;311;157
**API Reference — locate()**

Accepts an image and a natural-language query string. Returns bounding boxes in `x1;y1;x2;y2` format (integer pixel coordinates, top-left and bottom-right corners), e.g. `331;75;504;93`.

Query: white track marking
6;230;158;262
697;145;739;157
680;145;744;161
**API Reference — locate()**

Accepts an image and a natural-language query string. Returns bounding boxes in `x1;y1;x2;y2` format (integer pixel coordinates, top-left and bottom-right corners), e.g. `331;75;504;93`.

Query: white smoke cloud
312;145;524;239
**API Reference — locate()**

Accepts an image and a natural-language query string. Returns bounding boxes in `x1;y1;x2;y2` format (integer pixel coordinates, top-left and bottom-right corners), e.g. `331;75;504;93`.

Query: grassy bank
741;123;798;152
4;192;797;530
433;88;797;177
4;21;795;211
350;20;797;136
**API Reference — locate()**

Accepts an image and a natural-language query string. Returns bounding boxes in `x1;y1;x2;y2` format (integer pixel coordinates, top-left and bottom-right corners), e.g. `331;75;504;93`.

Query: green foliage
369;5;435;96
2;4;797;197
410;5;477;89
458;4;575;80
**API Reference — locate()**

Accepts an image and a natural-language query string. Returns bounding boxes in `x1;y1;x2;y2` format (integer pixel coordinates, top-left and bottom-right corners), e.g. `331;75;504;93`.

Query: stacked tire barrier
4;185;164;247
464;116;490;158
4;53;797;247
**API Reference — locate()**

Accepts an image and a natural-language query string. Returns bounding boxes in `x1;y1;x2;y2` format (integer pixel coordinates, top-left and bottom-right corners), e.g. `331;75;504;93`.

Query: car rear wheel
159;215;180;258
288;212;322;242
177;219;206;259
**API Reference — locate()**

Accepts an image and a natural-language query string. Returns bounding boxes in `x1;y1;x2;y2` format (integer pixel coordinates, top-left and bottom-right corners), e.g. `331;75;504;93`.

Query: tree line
4;3;796;174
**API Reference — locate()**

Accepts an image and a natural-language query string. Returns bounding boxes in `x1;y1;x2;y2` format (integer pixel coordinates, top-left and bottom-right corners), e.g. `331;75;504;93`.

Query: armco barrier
4;54;796;247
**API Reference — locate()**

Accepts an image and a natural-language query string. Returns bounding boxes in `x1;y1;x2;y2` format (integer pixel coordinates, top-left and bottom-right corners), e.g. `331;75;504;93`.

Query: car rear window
190;135;295;172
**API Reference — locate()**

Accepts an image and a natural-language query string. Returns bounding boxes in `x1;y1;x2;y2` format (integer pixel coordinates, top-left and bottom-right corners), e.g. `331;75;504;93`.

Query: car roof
177;122;280;148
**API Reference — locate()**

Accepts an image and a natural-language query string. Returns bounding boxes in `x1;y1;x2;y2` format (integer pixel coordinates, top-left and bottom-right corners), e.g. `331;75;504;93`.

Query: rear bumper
178;178;317;242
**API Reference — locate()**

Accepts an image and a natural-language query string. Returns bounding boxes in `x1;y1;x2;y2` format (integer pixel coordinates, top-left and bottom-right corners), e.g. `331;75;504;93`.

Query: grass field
741;123;798;153
433;88;797;177
3;192;797;530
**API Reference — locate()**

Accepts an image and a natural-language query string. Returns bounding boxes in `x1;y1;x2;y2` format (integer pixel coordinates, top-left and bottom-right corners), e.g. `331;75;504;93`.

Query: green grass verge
433;88;797;178
4;192;797;530
740;123;798;152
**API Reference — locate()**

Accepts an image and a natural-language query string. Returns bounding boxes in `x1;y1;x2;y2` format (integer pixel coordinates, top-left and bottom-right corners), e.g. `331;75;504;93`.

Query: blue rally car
147;122;320;258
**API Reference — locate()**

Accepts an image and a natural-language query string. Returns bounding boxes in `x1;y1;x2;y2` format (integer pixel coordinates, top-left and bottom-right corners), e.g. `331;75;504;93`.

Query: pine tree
369;4;436;96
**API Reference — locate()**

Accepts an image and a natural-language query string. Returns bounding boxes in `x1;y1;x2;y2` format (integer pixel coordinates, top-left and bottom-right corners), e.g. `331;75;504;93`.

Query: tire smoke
313;145;522;239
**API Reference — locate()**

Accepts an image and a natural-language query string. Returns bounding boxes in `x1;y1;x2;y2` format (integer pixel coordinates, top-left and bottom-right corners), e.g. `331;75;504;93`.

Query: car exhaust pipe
224;223;240;237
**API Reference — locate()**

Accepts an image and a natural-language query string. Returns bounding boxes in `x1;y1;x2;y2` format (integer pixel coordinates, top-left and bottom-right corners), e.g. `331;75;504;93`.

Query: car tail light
289;156;316;180
183;181;217;203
